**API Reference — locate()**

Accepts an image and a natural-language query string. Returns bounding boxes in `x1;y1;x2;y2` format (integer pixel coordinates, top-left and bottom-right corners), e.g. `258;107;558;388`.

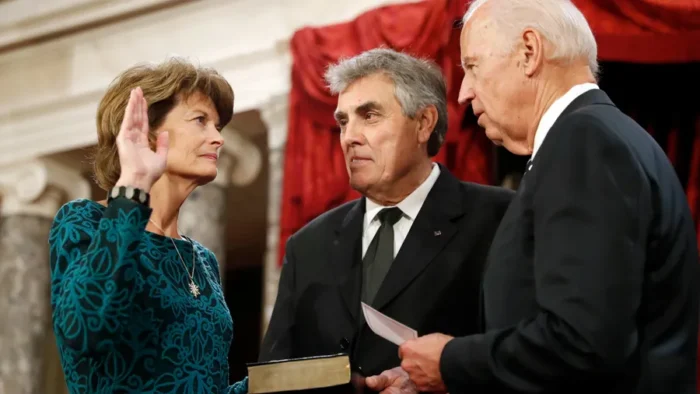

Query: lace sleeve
229;377;249;394
49;198;151;355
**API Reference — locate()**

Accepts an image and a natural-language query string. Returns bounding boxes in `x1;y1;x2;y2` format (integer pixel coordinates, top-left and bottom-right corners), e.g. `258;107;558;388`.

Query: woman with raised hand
48;58;248;394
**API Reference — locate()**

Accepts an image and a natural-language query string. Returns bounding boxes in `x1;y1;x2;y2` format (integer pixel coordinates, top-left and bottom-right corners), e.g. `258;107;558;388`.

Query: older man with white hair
365;0;699;393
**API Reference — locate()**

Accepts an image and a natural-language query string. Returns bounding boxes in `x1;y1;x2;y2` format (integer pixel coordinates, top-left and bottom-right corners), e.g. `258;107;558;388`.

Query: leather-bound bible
246;353;365;393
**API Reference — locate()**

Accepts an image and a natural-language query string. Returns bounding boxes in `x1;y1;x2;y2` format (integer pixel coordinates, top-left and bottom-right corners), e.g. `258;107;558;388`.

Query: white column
259;94;289;336
0;158;90;394
178;129;263;285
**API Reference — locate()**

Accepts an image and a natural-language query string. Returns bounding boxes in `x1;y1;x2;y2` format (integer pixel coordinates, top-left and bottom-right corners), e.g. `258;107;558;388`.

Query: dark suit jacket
441;89;700;394
259;165;514;381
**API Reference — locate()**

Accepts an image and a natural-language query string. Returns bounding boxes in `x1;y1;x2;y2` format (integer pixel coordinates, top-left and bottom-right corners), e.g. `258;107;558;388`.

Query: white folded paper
361;302;418;346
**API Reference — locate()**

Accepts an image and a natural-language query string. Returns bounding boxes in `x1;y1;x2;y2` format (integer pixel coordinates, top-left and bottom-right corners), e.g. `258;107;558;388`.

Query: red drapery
280;0;700;264
281;0;700;385
573;0;700;63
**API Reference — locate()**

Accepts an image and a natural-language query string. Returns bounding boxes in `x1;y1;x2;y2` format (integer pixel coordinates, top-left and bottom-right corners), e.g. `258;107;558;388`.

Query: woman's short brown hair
93;57;234;191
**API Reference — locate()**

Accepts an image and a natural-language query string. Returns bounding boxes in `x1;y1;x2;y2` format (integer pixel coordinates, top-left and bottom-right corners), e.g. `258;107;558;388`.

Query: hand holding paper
361;303;451;392
397;333;452;392
361;302;417;346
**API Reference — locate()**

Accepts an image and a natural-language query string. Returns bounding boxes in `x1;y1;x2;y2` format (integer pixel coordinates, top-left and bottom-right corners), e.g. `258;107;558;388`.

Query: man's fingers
365;374;388;390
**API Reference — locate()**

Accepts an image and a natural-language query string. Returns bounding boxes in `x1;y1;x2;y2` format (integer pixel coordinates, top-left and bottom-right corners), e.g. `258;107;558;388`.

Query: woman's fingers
134;87;142;131
120;89;137;139
140;91;149;136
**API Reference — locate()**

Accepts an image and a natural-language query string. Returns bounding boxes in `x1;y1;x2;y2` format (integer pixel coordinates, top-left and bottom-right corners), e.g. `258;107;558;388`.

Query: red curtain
573;0;700;63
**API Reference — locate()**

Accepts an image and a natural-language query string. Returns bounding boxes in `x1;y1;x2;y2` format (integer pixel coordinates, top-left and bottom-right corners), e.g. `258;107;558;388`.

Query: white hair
463;0;599;77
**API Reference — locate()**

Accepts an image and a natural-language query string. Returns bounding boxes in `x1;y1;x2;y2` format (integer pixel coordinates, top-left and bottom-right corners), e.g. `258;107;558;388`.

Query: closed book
247;353;365;393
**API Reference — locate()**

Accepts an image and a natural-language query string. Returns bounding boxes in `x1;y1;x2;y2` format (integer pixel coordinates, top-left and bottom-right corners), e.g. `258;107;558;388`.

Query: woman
48;58;248;393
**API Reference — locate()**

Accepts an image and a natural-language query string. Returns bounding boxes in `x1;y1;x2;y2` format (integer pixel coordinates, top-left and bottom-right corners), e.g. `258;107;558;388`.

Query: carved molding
0;0;411;167
221;128;263;187
0;158;90;217
0;0;178;50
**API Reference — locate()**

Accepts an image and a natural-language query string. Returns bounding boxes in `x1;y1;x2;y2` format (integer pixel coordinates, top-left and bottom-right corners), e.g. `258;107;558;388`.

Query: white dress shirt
532;82;599;158
362;163;441;258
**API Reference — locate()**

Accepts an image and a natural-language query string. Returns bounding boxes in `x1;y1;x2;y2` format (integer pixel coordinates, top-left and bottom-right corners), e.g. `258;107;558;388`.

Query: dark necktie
362;207;403;305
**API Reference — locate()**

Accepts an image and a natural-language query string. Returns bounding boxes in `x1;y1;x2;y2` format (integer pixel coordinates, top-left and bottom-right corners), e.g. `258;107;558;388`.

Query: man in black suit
368;0;699;393
258;48;513;386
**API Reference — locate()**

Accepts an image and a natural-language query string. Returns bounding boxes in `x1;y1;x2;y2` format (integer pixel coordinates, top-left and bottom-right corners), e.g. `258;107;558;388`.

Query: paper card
361;302;417;346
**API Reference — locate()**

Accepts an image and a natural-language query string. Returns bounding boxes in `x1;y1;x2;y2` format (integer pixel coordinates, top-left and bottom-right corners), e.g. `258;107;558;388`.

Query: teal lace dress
48;197;248;394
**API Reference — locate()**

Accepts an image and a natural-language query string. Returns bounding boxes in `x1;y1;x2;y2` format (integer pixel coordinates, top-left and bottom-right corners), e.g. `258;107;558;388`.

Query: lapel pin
434;230;441;236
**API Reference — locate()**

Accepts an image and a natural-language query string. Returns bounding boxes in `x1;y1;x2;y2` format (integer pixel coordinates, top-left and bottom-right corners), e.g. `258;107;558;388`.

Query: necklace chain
148;218;200;297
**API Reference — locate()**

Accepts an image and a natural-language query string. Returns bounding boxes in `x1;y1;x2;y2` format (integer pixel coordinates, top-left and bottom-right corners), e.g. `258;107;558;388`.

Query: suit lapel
371;167;466;311
331;199;365;323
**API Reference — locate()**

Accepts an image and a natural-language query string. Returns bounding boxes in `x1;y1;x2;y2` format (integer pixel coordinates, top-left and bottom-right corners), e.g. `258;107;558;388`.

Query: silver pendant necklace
149;219;200;297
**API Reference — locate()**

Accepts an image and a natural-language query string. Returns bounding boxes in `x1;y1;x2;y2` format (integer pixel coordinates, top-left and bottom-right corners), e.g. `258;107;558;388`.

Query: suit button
340;337;350;350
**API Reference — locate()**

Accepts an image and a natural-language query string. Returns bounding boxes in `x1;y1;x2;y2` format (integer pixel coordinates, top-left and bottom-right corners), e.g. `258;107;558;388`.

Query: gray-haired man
258;48;513;388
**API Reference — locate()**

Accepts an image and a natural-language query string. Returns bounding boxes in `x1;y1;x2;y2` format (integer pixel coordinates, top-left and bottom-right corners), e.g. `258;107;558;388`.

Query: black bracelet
107;185;150;207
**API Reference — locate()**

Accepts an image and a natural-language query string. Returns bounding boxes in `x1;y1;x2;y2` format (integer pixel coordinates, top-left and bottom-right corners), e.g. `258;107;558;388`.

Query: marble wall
0;215;54;394
0;159;91;393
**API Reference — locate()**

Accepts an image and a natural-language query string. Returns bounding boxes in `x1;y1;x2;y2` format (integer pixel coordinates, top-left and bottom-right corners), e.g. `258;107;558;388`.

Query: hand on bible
115;87;169;192
398;333;453;392
365;367;417;394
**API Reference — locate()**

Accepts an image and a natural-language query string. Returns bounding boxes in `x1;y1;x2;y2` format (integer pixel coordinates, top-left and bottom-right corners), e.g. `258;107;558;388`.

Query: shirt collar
532;82;599;158
365;163;441;225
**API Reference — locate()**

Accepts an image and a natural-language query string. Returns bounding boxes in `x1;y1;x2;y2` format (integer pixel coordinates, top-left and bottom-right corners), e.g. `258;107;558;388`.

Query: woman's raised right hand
114;87;169;193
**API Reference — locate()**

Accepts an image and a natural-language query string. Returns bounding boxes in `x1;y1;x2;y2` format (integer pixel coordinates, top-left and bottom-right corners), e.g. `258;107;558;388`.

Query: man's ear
416;105;438;144
520;28;545;77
